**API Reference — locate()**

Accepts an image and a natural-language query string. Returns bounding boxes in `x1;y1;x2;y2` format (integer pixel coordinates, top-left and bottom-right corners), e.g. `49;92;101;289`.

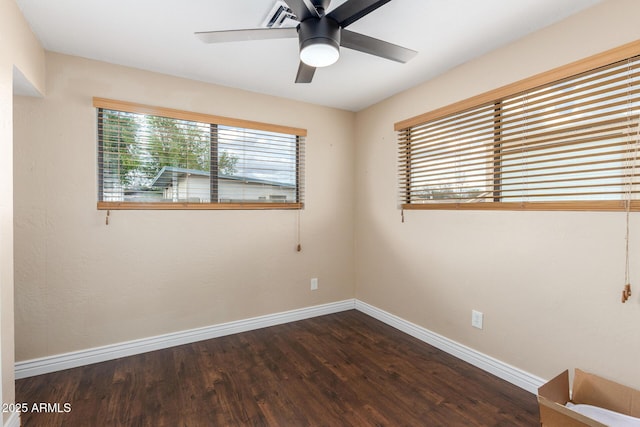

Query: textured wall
1;0;45;421
354;0;640;389
13;52;355;360
13;0;640;401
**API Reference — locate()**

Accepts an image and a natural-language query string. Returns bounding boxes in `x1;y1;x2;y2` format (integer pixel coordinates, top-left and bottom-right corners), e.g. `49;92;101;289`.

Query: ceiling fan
195;0;417;83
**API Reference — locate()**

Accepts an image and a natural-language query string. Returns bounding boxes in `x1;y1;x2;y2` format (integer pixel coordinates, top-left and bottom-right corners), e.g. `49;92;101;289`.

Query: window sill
401;200;640;212
97;202;304;210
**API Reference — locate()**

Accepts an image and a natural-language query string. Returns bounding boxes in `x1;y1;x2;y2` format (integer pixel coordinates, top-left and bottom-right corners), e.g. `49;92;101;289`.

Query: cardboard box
538;369;640;426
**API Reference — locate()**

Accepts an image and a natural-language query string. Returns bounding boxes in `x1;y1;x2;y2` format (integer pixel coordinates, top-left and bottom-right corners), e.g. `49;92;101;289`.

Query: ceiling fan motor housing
298;17;341;66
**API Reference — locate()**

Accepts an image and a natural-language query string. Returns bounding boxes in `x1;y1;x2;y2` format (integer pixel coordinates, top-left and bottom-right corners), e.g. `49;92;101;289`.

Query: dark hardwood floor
16;310;539;426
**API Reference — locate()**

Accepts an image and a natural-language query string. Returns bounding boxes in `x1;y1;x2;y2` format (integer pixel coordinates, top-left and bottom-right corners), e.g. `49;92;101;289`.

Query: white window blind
95;98;306;209
397;51;640;211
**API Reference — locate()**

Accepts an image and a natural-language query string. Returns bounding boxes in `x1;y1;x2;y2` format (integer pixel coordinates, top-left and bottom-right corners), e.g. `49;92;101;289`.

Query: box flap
573;369;640;417
538;396;607;427
539;369;570;404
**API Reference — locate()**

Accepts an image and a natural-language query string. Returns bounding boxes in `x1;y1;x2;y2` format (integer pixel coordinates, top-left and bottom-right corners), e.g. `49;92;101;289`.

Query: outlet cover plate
472;310;483;329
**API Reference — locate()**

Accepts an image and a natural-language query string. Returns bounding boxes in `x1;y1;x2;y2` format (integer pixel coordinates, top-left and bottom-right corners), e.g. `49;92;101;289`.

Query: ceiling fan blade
195;27;297;43
327;0;391;28
283;0;321;21
295;61;316;83
340;29;417;63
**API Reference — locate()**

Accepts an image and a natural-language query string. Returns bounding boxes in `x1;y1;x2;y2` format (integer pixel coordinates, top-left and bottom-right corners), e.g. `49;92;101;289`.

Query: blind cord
522;93;529;205
622;60;636;303
296;209;302;252
622;126;638;302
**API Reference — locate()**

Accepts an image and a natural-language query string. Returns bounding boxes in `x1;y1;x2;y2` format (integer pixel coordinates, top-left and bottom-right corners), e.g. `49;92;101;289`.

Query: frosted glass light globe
300;42;340;67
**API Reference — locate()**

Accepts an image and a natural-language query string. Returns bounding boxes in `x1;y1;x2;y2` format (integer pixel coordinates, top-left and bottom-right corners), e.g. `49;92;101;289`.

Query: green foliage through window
97;108;303;205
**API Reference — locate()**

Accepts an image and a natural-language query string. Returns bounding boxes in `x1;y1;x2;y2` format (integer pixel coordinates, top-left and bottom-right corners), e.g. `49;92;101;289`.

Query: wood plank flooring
16;310;540;426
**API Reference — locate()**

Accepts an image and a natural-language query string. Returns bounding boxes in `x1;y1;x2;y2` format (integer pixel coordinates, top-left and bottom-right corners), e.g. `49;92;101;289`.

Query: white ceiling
16;0;601;111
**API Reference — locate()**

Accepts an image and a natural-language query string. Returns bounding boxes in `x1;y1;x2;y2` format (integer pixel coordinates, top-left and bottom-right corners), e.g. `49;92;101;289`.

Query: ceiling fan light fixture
197;0;417;84
300;39;340;67
297;17;341;68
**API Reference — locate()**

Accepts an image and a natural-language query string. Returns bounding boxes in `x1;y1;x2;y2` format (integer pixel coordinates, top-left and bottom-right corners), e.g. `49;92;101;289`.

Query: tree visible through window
96;99;305;209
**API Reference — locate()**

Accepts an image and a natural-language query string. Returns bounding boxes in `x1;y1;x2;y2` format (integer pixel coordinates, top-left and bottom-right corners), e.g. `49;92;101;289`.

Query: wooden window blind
396;41;640;211
95;98;306;210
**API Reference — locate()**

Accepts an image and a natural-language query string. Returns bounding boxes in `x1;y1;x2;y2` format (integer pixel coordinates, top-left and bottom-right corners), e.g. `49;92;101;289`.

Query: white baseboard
5;412;20;427
15;298;544;395
354;300;545;394
15;299;356;379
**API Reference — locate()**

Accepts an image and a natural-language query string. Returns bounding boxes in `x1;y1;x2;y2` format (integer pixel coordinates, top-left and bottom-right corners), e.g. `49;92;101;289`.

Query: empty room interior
4;0;640;425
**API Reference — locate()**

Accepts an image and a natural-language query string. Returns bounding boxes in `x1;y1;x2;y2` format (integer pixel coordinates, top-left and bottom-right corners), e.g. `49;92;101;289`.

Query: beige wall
1;0;44;422
13;52;355;360
355;0;640;389
12;0;640;402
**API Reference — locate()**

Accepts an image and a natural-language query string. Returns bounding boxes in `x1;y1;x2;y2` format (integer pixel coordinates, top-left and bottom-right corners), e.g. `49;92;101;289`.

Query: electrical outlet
471;310;483;329
310;278;318;290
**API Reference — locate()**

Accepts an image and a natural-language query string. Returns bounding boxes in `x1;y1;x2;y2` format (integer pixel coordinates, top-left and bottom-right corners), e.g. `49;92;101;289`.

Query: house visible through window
396;46;640;211
95;98;306;209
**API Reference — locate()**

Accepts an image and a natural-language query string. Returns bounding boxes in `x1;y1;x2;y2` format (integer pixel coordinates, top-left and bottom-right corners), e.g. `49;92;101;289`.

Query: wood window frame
95;98;307;210
395;40;640;212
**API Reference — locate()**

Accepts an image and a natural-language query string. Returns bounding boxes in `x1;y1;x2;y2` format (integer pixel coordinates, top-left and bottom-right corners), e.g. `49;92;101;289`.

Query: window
95;98;306;209
396;41;640;211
